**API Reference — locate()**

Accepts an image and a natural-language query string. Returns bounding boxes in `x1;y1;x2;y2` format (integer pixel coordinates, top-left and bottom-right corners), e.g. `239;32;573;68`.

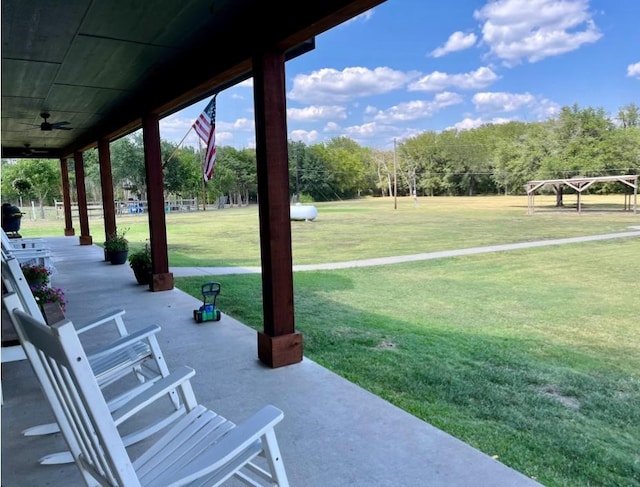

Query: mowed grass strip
176;238;640;487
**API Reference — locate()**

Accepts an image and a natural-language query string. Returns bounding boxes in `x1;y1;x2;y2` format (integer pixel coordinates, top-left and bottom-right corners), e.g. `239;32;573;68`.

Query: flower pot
132;266;152;285
108;249;128;265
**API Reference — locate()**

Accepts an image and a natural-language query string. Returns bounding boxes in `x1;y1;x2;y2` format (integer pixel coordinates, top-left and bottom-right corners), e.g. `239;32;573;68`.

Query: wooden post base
257;331;303;368
64;228;75;236
79;235;93;245
150;272;174;292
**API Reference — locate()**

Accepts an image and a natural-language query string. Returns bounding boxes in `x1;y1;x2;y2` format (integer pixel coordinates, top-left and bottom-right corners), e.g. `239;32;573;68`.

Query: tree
163;146;202;198
1;160;23;203
617;103;639;128
2;159;62;217
217;147;257;205
288;140;306;200
535;105;616;205
322;137;370;198
110;134;146;200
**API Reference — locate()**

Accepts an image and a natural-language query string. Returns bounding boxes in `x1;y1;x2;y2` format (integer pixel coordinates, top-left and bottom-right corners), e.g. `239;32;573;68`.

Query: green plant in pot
104;227;129;265
129;243;152;285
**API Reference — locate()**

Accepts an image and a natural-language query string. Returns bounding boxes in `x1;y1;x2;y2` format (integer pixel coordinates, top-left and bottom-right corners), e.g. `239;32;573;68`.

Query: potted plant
20;263;52;287
30;284;67;313
128;243;152;285
104;227;129;265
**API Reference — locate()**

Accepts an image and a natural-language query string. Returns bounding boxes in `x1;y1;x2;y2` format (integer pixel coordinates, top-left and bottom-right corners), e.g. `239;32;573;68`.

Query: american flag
193;95;217;181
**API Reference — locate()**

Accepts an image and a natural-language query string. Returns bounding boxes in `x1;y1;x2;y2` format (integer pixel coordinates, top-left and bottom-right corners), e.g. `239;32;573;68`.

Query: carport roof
1;0;385;159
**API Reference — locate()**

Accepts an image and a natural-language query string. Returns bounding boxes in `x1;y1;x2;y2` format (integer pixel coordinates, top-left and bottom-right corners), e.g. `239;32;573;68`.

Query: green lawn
176;237;640;487
22;195;640;486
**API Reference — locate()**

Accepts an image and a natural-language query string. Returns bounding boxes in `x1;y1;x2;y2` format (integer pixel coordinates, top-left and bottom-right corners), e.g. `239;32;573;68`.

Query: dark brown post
142;113;174;291
253;48;303;368
73;151;92;245
98;139;117;241
59;158;75;236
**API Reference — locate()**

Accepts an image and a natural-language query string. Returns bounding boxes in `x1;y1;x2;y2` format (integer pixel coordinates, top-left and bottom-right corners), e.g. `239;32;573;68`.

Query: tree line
2;103;639;213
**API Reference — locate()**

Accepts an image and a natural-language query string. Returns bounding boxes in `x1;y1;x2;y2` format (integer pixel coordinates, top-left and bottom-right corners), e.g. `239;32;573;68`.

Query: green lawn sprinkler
193;282;222;323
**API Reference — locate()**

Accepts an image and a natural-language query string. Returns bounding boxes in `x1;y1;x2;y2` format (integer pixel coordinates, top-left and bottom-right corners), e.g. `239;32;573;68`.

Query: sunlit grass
19;195;640;485
176;238;640;487
20;195;640;267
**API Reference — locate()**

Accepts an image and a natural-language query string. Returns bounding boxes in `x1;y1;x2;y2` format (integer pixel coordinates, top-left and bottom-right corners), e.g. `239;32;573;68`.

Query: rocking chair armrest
87;324;161;360
76;308;128;335
160;405;285;487
111;366;196;426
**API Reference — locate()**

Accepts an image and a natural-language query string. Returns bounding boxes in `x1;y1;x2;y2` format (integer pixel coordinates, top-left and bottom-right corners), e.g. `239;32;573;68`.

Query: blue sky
159;0;640;152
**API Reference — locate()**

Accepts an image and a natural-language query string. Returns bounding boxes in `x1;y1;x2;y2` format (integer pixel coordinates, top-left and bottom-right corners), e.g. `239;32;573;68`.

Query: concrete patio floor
2;236;543;486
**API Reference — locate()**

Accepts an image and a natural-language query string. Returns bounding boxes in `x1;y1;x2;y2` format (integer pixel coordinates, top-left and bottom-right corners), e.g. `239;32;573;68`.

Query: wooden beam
253;48;303;368
142;113;173;292
98;139;117;244
73;152;92;245
59;158;75;236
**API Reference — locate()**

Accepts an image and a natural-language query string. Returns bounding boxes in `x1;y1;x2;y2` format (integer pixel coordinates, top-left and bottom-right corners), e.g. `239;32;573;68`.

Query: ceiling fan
21;143;48;156
37;112;72;131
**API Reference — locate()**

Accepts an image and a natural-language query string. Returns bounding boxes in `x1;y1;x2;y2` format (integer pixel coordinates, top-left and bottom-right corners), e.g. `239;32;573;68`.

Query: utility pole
295;155;300;203
393;138;397;210
413;170;418;208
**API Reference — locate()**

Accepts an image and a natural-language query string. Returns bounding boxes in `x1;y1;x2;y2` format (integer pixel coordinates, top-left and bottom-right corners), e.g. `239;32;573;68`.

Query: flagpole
162;125;194;168
199;138;207;211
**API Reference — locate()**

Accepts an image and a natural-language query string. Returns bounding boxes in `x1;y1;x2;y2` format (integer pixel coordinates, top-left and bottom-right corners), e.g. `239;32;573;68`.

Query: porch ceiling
1;0;385;159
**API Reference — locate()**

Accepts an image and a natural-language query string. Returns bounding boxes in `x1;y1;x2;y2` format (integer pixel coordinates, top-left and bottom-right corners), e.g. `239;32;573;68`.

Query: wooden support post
98;139;117;241
142;113;173;292
73;152;92;245
59;158;75;236
253;48;303;368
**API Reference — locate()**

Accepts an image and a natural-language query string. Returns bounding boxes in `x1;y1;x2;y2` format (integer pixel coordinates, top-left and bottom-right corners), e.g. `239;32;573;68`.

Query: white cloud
472;91;536;112
448;116;513;131
532;98;562;119
364;105;378;116
287;105;347;122
344;122;379;137
215;131;234;145
474;0;602;64
627;62;640;79
430;31;478;57
227;118;254;131
288;66;415;104
289;129;319;144
323;121;342;133
160;114;190;132
408;66;499;92
472;91;561;119
372;92;464;123
332;121;418;149
342;9;375;25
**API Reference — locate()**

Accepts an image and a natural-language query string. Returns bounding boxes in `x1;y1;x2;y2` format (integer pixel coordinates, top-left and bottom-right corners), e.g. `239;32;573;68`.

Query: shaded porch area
1;236;542;486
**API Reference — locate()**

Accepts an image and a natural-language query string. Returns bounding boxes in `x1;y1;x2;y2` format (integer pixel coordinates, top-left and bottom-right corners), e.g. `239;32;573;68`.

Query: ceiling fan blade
51;121;72;130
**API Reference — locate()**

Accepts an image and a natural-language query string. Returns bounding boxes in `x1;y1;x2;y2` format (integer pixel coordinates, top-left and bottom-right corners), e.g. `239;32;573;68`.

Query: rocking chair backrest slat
13;309;141;487
1;249;46;320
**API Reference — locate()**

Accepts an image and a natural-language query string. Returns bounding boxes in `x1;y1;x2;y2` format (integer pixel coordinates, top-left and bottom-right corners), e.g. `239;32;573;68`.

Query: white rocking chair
2;228;54;268
12;308;290;487
1;250;184;464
